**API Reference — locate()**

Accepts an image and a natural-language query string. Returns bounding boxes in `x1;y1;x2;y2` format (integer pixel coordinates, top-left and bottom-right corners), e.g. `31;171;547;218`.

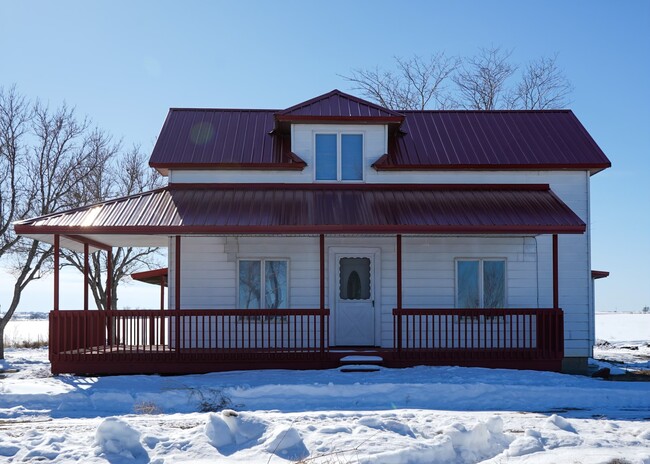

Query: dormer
275;90;404;182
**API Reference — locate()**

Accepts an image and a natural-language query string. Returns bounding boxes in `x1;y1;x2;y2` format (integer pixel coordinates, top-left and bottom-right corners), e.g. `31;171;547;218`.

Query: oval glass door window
339;257;370;300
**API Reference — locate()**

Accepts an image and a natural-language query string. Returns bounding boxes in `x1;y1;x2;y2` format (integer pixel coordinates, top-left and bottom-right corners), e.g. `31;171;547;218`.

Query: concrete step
339;355;384;366
339;355;385;372
340;364;382;373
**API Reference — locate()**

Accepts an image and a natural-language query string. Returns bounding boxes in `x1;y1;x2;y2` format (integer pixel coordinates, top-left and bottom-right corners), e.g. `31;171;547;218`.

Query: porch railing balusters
391;308;564;371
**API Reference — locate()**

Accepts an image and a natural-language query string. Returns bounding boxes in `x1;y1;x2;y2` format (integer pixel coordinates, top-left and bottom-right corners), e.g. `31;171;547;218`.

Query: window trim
313;131;365;182
237;258;290;309
455;258;507;309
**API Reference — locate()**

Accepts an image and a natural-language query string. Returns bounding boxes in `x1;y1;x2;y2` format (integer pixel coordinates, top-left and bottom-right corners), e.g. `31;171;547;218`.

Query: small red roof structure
591;270;610;279
275;89;404;122
131;268;168;286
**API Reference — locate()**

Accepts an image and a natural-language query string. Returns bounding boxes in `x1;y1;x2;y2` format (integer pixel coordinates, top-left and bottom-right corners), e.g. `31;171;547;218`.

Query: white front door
334;253;376;346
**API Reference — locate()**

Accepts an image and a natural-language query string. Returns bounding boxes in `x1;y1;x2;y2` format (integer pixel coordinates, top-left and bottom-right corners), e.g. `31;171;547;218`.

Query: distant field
595;313;650;342
4;313;649;346
3;320;48;346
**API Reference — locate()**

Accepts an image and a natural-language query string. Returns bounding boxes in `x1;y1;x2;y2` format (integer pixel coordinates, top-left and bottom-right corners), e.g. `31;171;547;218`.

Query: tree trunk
0;280;25;359
0;276;24;359
0;240;51;359
0;323;6;360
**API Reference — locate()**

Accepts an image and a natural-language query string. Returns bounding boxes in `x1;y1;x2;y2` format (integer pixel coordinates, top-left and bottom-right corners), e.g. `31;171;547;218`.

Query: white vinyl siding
166;169;592;358
171;235;551;348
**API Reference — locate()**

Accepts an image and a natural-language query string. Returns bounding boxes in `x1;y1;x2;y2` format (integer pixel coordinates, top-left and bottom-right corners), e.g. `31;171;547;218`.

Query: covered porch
48;306;564;374
15;183;581;374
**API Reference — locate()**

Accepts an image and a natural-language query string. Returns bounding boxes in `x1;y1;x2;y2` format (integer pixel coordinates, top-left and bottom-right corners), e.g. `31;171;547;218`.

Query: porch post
83;243;89;311
175;236;181;355
160;274;166;344
319;234;325;356
160;276;165;311
53;234;60;312
106;249;113;310
552;234;559;309
396;234;402;355
106;248;113;346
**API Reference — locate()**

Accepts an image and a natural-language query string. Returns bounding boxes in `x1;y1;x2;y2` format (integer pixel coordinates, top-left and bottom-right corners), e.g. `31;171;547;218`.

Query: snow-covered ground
0;314;649;463
594;313;650;372
595;313;650;343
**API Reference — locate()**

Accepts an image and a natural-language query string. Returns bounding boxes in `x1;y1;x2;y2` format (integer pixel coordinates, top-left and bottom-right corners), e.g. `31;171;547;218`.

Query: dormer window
315;133;363;181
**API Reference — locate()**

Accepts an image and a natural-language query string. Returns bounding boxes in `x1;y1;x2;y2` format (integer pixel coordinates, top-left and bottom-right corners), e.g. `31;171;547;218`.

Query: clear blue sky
1;0;648;312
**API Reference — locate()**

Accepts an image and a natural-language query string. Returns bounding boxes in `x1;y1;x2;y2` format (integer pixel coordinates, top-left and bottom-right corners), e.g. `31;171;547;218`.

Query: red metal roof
374;110;610;173
149;109;306;174
14;184;585;239
591;270;609;279
148;91;610;174
132;268;168;286
276;89;404;122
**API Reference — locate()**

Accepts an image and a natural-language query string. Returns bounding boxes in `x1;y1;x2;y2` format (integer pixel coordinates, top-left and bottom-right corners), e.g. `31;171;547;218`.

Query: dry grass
3;332;48;349
610;370;650;382
133;401;163;415
294;453;359;463
185;387;233;412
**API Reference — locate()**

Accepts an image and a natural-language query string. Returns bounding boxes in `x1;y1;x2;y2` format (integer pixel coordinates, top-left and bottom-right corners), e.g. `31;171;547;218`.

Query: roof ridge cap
169;108;279;112
400;109;573;113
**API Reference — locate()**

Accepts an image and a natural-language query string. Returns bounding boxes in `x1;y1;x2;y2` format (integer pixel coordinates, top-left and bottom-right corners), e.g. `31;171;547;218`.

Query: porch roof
14;183;585;250
131;267;168;286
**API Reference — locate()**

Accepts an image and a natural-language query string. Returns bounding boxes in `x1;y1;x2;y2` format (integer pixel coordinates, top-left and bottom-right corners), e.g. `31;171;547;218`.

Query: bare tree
0;87;31;258
61;147;164;310
453;46;517;110
0;87;34;359
62;144;162;309
344;47;572;111
342;53;459;110
0;88;107;358
508;54;573;109
0;87;163;357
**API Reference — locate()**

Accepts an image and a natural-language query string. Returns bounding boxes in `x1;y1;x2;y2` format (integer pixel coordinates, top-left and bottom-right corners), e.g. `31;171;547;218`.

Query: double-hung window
315;133;363;181
238;259;288;309
456;259;506;308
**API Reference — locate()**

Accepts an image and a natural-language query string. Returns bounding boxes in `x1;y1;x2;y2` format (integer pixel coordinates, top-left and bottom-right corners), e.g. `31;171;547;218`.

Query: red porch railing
49;308;331;375
392;308;564;371
49;307;564;374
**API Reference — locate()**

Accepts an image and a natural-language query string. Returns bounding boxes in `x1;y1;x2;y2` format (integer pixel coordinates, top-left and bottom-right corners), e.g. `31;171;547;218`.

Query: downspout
175;236;181;356
553;235;559;309
319;234;325;356
586;171;594;356
396;235;402;357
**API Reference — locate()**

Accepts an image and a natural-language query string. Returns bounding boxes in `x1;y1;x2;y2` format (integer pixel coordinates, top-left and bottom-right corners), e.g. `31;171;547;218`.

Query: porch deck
49;308;564;374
